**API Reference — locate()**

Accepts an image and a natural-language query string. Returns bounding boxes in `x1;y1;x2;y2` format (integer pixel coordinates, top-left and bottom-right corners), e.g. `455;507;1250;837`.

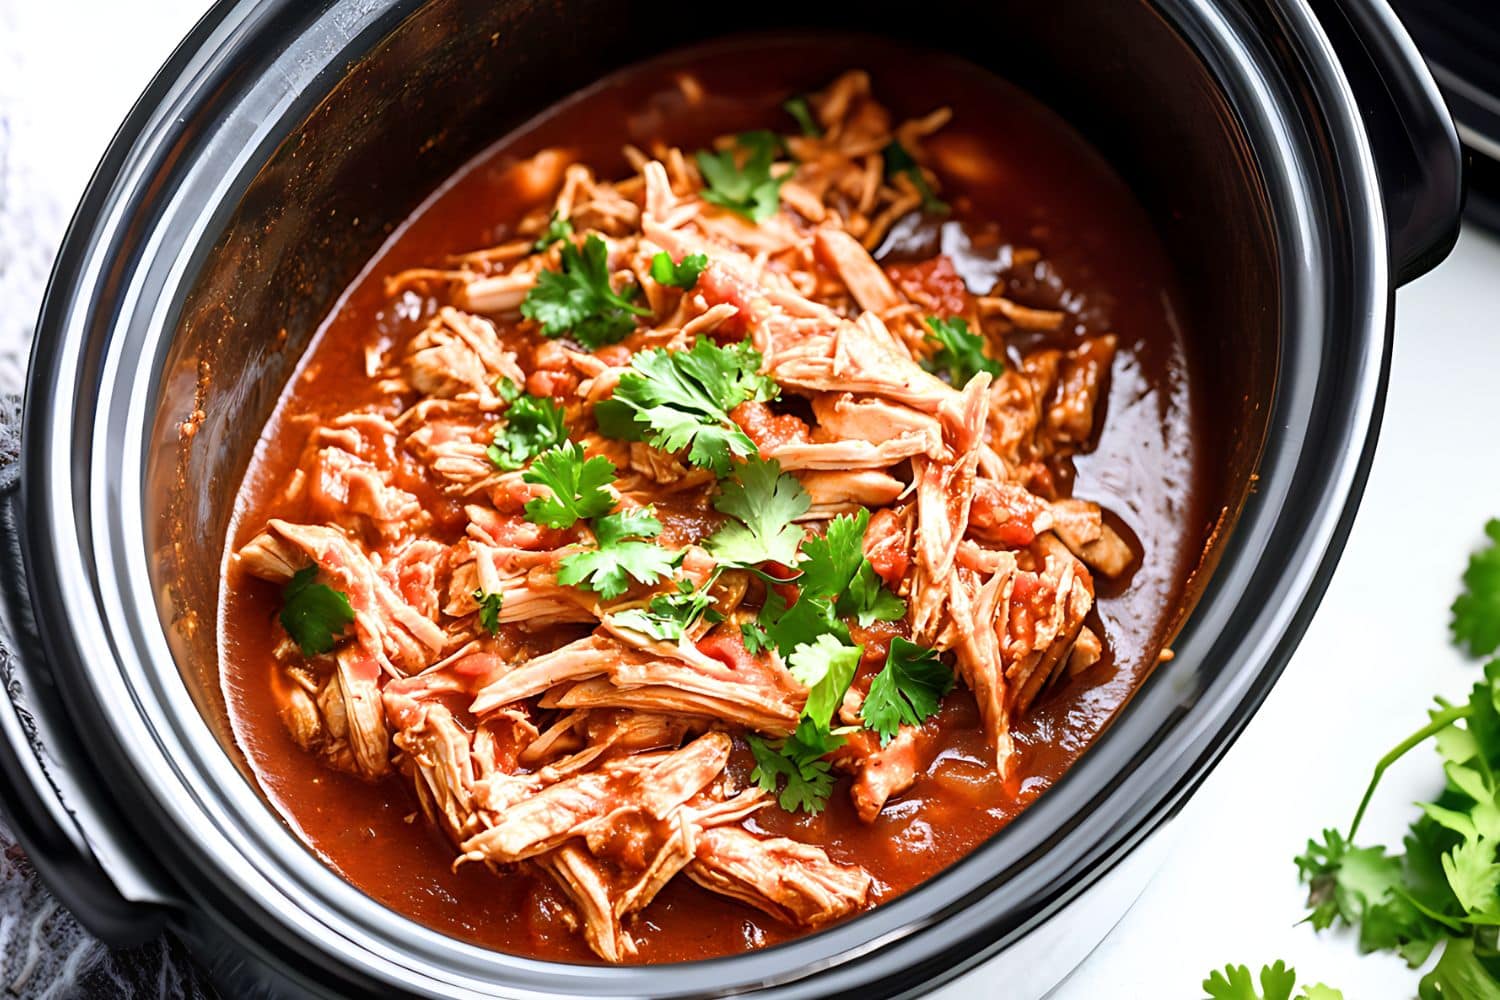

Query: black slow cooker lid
1394;0;1500;228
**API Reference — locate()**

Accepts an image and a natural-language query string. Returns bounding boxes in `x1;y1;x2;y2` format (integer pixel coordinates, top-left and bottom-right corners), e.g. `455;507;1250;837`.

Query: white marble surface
1;2;1496;997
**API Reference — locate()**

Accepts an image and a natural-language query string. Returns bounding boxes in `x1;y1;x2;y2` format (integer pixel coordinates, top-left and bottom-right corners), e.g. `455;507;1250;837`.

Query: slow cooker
0;0;1462;996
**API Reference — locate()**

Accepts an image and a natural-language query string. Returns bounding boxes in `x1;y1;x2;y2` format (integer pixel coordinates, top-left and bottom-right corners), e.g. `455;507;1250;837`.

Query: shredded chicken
231;68;1143;961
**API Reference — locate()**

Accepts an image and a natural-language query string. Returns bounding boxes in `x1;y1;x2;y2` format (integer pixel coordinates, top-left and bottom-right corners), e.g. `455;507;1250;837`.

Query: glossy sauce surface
219;37;1208;963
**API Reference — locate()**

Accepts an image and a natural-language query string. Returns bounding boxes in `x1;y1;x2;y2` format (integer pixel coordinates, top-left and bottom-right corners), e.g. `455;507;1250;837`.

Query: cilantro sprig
533;211;573;252
882;139;948;216
521;443;616;529
487;393;568;471
557;506;682;601
650;251;707;290
1201;962;1342;1000
612;580;722;642
521;234;650;348
280;566;355;656
696;131;787;223
1453;519;1500;657
474;590;503;635
705;457;810;569
921;315;1002;387
783;96;821;138
861;638;954;744
747;719;841;814
595;338;778;477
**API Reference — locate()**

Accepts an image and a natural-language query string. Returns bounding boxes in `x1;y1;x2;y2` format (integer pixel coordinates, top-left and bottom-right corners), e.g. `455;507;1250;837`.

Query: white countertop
3;3;1496;996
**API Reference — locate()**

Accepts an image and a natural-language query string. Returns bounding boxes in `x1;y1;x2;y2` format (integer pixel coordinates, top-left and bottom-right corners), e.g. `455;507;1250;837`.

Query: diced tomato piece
887;255;970;316
729;401;812;456
697;628;758;672
863;509;910;588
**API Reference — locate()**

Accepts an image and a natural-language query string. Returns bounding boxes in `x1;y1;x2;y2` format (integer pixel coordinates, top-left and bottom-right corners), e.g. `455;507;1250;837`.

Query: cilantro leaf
557;507;681;600
799;509;905;625
746;719;844;814
882;139;948;215
520;233;650;348
612;580;721;642
1453;519;1500;657
521;443;616;529
760;589;849;658
650;251;708;290
473;590;503;635
921;315;1003;386
787;634;862;730
1419;938;1500;1000
599;339;778;476
532;211;573;252
861;638;954;744
1202;961;1340;1000
783;96;821;138
696;131;787;222
706;456;810;567
280;566;354;656
487;393;567;471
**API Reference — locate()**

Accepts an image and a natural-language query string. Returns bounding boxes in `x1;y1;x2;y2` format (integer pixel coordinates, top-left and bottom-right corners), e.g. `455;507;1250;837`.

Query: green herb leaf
650;251;708;290
557;507;682;600
787;634;862;730
520;233;651;347
783;96;821;138
487;393;568;471
706;456;810;568
1454;519;1500;657
473;590;503;635
599;339;778;476
746;719;843;814
521;443;617;529
532;211;574;252
612;580;722;642
921;315;1002;386
799;509;905;625
861;638;954;744
280;565;355;656
696;131;787;222
882;139;948;215
1419;938;1500;1000
1201;961;1340;1000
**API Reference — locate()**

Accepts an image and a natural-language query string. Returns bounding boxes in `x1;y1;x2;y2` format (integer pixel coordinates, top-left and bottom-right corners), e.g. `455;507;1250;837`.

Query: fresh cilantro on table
650;251;708;290
521;442;616;529
799;509;906;626
280;565;354;656
487;393;567;471
705;456;810;568
557;506;683;601
921;315;1003;386
612;580;722;642
696;130;787;223
782;96;821;138
595;338;778;476
473;590;503;636
520;233;650;347
532;210;573;252
882;139;948;215
1453;519;1500;657
860;638;954;744
1201;961;1342;1000
787;633;863;730
746;719;842;814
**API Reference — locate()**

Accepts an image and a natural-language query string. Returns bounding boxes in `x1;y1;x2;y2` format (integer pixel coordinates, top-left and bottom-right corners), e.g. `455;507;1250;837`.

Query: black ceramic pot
0;1;1463;997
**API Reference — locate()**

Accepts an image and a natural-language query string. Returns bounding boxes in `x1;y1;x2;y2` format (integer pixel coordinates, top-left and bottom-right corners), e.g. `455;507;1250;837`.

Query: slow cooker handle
1315;0;1464;284
0;481;176;945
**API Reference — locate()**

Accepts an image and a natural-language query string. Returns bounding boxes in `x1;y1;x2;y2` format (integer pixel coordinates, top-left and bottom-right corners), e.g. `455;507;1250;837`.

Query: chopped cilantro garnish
473;590;503;635
521;442;616;529
1202;962;1343;1000
496;376;521;404
532;211;573;252
557;507;682;601
696;131;787;223
650;251;708;290
595;338;778;476
921;315;1002;386
787;633;863;730
747;719;842;814
279;566;354;656
882;139;948;215
612;580;722;642
520;233;651;348
860;638;954;744
705;456;810;568
1453;519;1500;657
782;96;821;138
799;509;906;626
487;393;567;471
